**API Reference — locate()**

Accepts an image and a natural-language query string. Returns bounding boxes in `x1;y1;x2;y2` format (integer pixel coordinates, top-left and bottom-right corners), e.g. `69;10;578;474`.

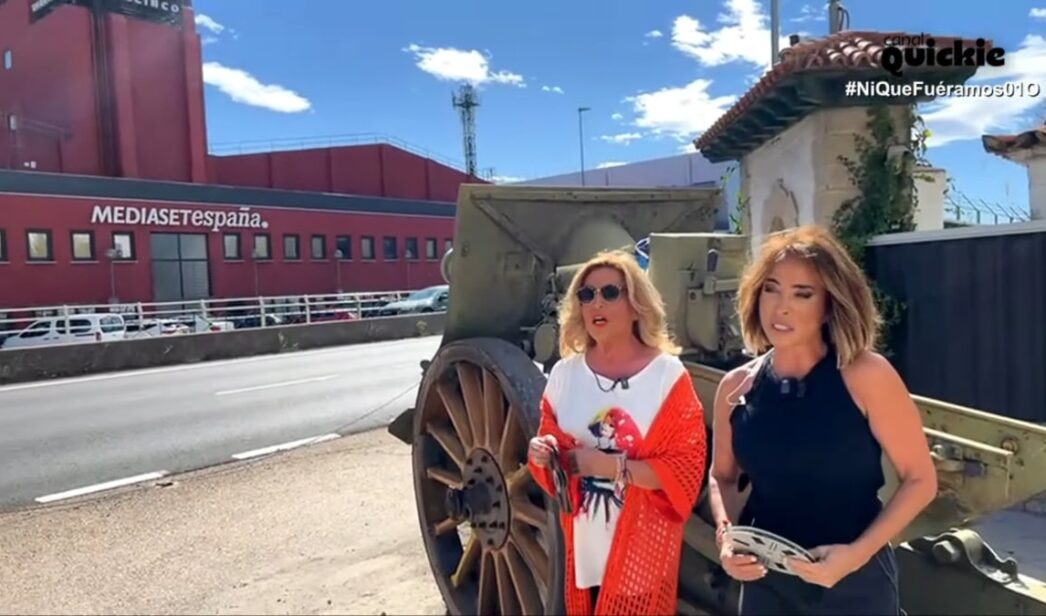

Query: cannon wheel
411;337;565;616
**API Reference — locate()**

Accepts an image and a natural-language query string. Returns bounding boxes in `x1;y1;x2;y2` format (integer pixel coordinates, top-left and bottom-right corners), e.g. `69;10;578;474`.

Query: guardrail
0;290;434;351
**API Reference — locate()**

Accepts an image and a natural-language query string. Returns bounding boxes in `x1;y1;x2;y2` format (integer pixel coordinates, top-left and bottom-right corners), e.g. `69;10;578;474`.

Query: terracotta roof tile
693;30;988;156
982;125;1046;156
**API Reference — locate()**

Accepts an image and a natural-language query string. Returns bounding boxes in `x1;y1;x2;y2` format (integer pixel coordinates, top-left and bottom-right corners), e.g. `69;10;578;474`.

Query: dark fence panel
866;224;1046;423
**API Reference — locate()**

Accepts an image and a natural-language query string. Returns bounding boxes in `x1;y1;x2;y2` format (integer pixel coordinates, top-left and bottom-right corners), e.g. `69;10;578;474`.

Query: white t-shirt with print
542;351;687;589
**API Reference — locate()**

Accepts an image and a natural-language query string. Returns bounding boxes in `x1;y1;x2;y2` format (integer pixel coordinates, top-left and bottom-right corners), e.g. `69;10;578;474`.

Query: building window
223;233;241;259
335;235;351;260
283;234;299;260
425;238;437;260
0;229;7;262
383;236;398;260
3;50;11;71
253;233;271;259
26;230;53;261
445;238;453;253
71;231;95;261
405;237;419;260
112;232;135;260
361;236;375;260
311;234;326;259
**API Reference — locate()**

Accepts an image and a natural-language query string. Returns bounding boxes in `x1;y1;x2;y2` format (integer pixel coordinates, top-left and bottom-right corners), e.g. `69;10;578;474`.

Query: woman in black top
707;225;937;615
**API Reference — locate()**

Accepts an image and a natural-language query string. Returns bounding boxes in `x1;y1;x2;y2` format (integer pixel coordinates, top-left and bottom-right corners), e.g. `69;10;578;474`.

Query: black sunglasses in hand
576;284;624;304
546;445;574;514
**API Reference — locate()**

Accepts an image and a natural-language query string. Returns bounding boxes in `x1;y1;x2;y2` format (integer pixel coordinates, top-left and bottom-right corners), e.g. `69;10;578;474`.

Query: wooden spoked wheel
412;337;565;616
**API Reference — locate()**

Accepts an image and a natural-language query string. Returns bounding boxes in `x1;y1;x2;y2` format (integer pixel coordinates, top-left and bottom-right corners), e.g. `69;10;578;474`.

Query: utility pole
771;0;780;66
577;107;590;187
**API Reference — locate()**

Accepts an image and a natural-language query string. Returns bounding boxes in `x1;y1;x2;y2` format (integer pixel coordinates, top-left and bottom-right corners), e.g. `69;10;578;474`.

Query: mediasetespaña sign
91;204;271;232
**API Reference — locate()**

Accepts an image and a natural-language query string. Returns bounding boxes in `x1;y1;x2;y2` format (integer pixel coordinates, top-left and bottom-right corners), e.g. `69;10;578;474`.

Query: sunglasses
576;284;624;304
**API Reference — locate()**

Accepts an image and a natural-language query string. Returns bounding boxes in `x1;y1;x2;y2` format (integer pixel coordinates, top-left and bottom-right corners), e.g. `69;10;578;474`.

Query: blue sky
193;0;1046;219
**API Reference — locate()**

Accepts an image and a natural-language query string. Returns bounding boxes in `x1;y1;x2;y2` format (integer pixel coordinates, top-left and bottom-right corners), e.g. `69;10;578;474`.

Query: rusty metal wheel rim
413;339;562;616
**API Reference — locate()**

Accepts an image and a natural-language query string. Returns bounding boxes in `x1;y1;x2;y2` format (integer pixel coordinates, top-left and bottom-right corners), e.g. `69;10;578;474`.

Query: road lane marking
214;375;338;397
231;433;341;460
0;336;439;393
35;471;168;504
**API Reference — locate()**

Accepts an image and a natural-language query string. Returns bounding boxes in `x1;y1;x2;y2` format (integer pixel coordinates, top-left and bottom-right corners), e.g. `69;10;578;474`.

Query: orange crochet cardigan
528;371;708;616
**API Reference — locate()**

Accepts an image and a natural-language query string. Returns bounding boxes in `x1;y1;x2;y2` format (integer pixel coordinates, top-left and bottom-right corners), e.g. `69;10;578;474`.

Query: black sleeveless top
730;347;885;549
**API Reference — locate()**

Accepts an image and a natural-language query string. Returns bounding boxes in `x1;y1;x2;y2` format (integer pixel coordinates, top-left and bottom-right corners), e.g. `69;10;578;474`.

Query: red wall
0;194;454;307
0;1;207;182
0;2;101;176
211;144;483;201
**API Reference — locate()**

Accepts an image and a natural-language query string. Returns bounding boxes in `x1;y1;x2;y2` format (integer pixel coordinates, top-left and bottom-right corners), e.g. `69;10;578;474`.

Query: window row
226;233;452;262
0;229;135;263
0;229;452;264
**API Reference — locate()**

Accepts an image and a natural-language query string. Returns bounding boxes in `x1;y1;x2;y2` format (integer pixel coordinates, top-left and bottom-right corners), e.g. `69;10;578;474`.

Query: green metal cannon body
389;183;1046;615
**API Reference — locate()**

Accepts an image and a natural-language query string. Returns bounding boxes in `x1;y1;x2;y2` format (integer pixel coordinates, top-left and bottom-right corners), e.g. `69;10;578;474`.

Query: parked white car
125;319;191;339
0;313;127;350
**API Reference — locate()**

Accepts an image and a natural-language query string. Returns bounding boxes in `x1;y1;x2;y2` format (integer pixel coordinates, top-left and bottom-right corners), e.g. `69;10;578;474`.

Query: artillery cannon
388;184;1046;615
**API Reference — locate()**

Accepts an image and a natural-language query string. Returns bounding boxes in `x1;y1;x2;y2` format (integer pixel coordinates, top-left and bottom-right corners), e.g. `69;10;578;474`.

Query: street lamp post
106;247;122;304
405;249;414;290
252;248;261;296
335;249;343;294
577;106;590;187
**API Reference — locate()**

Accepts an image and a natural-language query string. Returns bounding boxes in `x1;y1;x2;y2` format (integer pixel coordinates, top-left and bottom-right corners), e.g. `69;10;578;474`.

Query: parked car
124;319;191;339
0;313;126;350
378;285;450;316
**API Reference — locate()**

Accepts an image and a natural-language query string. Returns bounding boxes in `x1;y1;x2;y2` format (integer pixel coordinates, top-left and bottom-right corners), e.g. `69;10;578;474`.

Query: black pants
739;546;901;616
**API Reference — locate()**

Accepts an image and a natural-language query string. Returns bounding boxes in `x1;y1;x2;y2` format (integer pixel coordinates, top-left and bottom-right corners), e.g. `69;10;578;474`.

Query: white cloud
626;78;738;141
542;85;565;94
600;132;643;145
645;30;664;39
920;35;1046;147
202;62;312;113
195;13;225;35
611;112;624;121
790;3;826;23
404;44;525;88
671;0;772;71
492;175;524;184
1030;8;1046;19
597;161;628;169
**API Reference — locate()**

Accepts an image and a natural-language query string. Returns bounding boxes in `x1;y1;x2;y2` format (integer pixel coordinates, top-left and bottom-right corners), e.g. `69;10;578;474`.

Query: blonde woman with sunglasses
527;250;708;616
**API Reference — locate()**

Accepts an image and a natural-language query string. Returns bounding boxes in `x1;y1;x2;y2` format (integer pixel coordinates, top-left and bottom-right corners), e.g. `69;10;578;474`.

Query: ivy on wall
830;104;933;357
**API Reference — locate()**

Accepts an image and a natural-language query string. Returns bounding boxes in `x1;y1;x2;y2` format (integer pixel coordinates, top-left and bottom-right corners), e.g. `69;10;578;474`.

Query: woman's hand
528;435;558;468
787;544;866;588
719;540;767;582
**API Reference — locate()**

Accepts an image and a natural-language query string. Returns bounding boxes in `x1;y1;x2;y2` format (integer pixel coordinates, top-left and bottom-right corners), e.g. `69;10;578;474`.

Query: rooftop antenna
452;84;479;177
828;0;849;34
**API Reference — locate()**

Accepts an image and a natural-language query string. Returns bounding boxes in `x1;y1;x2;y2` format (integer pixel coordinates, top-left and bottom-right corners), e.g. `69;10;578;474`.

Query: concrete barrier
0;313;445;386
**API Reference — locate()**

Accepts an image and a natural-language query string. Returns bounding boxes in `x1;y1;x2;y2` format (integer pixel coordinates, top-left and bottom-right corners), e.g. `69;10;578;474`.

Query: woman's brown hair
735;225;881;367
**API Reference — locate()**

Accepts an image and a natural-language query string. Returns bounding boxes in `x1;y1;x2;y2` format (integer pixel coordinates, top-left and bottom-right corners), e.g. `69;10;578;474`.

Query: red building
0;0;480;307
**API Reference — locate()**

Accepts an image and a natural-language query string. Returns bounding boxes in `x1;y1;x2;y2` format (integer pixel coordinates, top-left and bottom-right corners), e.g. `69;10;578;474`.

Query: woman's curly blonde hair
558;250;681;358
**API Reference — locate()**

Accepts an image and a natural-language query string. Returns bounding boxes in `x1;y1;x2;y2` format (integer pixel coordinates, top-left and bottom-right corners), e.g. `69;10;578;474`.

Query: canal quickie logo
880;34;1006;77
91;205;270;233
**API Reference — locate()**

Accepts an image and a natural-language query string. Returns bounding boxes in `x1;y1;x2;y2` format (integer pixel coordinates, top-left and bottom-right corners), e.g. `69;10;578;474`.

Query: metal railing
944;192;1031;226
0;290;430;351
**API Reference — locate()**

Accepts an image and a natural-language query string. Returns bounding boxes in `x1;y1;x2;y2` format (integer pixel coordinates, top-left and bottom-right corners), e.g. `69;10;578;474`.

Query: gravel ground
1;426;1044;615
0;428;446;616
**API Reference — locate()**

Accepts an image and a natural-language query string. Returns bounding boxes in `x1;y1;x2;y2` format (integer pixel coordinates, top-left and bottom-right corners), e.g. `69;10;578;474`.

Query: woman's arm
707;367;751;536
574;373;708;521
846;351;938;560
790;351;937;587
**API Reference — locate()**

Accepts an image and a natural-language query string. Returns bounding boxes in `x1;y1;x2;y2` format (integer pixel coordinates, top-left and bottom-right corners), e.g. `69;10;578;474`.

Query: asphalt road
0;336;441;510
